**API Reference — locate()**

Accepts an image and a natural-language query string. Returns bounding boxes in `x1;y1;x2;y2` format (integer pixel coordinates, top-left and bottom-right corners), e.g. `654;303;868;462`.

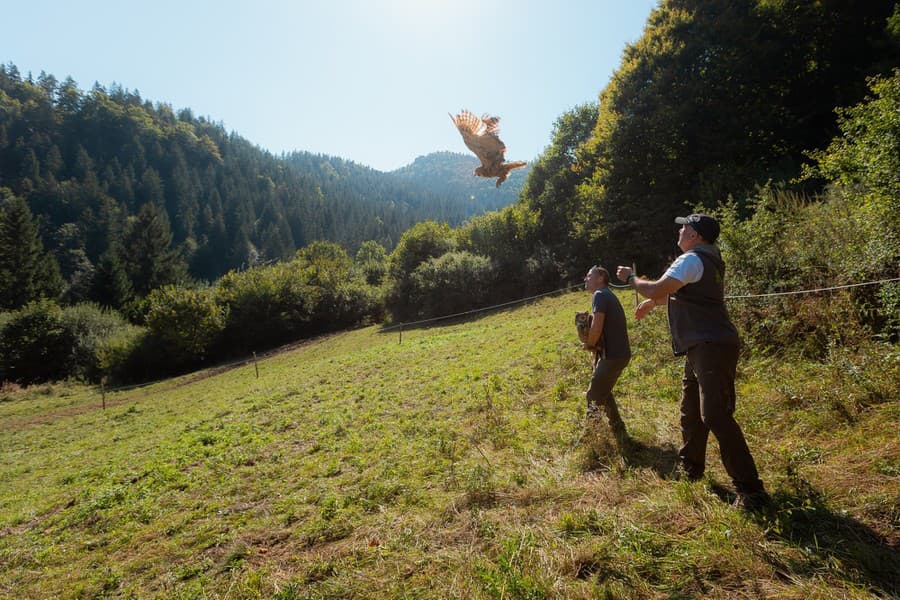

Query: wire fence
96;274;898;396
724;277;900;299
383;275;900;335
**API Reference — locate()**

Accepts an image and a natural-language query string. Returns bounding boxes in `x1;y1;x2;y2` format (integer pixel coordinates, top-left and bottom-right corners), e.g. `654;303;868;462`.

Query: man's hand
580;342;594;351
616;266;633;282
635;299;656;321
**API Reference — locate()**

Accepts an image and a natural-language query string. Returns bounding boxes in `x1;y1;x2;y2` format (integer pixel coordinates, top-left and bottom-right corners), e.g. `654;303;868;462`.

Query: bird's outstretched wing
449;110;507;169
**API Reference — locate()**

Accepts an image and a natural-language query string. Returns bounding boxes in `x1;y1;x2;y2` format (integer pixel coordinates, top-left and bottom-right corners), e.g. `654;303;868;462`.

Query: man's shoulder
592;287;622;311
665;252;704;284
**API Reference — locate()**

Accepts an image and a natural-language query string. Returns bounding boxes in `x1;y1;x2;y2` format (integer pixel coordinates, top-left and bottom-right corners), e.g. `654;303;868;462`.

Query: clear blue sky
4;0;658;172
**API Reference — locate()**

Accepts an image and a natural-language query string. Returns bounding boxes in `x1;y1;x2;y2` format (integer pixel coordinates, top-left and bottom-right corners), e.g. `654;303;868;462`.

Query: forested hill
282;150;527;243
0;63;523;295
391;151;529;211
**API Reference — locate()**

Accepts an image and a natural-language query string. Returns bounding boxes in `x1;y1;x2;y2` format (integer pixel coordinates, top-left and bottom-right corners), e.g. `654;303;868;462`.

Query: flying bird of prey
449;110;527;187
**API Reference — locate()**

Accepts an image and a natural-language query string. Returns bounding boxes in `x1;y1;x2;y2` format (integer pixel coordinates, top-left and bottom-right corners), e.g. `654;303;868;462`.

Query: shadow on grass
621;438;680;479
708;478;899;596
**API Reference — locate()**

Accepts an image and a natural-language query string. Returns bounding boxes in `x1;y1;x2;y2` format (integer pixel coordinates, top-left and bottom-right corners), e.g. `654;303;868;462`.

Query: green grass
1;290;897;598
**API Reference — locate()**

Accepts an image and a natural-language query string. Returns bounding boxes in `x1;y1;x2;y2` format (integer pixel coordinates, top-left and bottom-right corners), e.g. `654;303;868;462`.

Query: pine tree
121;202;187;297
0;189;63;309
90;244;133;309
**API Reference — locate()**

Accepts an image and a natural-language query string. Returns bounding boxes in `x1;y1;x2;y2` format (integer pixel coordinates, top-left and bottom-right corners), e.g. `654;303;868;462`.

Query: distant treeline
1;0;898;385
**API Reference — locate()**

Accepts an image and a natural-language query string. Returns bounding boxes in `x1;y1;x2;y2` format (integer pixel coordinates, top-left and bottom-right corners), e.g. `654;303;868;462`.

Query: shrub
145;285;228;363
95;326;160;385
356;240;388;286
217;261;319;353
407;251;496;320
385;222;456;321
718;187;898;355
0;300;73;384
216;244;382;355
60;303;134;382
458;204;562;298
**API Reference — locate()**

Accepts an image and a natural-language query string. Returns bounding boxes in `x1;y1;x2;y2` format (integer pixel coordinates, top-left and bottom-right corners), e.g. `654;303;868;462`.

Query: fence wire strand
99;275;897;393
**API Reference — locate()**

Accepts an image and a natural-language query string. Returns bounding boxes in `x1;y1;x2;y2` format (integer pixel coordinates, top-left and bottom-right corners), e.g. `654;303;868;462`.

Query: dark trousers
679;342;764;493
586;356;630;442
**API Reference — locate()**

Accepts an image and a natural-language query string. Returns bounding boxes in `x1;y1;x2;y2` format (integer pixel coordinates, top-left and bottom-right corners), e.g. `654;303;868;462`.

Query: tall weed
718;188;898;356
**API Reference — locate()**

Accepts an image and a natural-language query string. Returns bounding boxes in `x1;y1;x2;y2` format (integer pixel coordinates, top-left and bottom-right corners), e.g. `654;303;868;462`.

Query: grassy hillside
1;291;897;598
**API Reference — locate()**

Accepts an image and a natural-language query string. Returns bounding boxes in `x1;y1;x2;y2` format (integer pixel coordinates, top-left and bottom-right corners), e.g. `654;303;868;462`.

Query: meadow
1;290;897;598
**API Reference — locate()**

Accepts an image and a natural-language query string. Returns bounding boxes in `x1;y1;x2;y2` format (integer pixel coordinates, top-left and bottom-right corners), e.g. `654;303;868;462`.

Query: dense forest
1;0;898;385
522;0;899;275
0;65;525;306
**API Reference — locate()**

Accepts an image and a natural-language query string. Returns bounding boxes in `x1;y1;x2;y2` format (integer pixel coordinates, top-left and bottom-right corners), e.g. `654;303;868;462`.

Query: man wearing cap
616;214;770;510
581;265;631;447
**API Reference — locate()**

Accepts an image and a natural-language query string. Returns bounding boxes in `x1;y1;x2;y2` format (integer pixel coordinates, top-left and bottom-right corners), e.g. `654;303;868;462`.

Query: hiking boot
732;490;771;511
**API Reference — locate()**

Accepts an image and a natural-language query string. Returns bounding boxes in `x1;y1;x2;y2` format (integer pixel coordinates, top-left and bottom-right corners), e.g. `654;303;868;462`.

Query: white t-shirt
663;252;704;284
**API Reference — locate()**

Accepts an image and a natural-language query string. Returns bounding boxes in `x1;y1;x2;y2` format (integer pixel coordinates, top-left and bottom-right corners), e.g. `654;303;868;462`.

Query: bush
216;244;382;355
217;260;319;353
385;222;456;321
458;204;562;298
407;251;496;320
0;300;73;384
96;326;163;385
60;303;134;382
718;187;898;356
0;300;140;385
145;286;228;364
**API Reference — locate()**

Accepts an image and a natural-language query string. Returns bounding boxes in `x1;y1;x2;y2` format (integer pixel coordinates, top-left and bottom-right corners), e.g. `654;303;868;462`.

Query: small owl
575;311;592;344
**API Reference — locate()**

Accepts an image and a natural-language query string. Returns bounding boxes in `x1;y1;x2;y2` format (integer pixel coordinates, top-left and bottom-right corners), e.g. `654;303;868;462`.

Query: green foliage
216;243;380;355
59;303;134;382
385;221;456;321
121;202;187;297
0;299;138;384
459;198;560;297
568;0;899;272
93;321;146;383
718;187;898;354
387;221;456;278
355;240;388;286
803;70;900;306
295;241;382;327
145;286;227;362
713;69;899;348
805;69;900;206
0;300;71;384
407;251;496;319
0;189;63;309
215;261;318;351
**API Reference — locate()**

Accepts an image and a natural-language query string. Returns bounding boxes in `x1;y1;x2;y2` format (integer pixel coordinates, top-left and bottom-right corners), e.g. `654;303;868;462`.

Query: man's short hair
590;266;610;285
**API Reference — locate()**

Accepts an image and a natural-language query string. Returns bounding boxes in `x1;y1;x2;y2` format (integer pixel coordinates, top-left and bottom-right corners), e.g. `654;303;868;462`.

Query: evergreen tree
121;201;187;296
0;189;63;309
90;243;134;309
